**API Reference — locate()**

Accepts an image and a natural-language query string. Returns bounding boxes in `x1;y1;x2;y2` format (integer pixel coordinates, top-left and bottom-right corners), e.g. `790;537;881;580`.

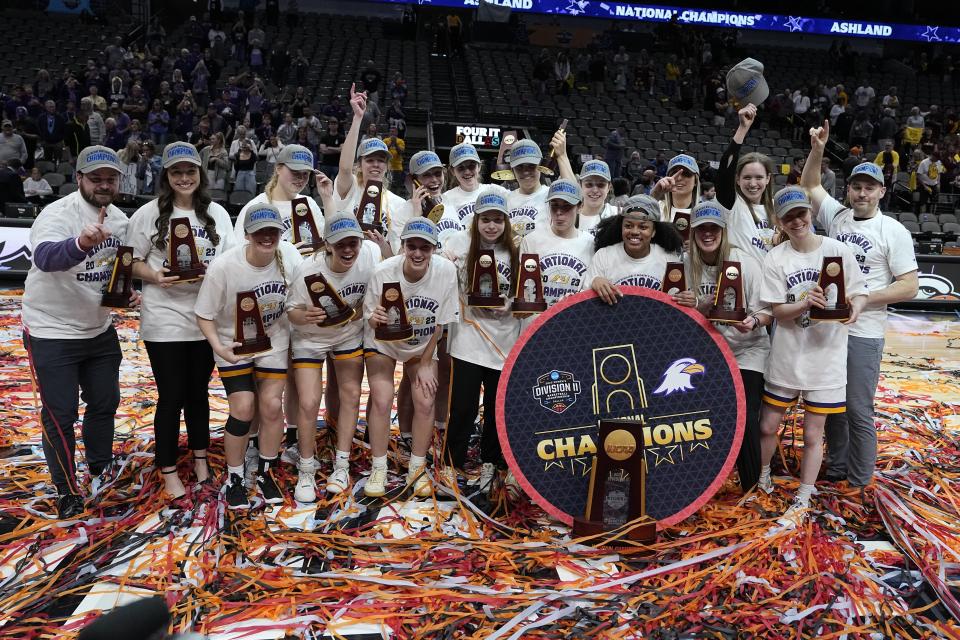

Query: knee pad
225;416;252;437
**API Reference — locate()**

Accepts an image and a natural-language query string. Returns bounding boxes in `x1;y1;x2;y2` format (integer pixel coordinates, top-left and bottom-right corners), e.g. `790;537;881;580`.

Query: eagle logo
653;358;705;396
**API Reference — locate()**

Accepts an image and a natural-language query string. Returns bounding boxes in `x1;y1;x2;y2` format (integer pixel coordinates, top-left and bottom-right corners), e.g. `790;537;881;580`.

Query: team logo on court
532;370;582;414
653;358;705;396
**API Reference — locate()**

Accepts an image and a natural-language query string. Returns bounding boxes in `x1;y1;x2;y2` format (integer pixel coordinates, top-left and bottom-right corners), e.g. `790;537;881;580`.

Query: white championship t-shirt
441;185;481;232
508;184;549;240
816;196;917;339
194;241;303;356
726;198;775;263
286;240;380;350
519;227;594;307
578;203;618;236
448;236;522;370
760;236;867;390
585;242;676;291
128;200;235;342
233;191;325;246
22;191;130;339
336;179;407;254
693;247;770;373
363;254;460;362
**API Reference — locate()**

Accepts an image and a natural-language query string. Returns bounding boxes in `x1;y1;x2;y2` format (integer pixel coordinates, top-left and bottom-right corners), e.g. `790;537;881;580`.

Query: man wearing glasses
21;145;136;519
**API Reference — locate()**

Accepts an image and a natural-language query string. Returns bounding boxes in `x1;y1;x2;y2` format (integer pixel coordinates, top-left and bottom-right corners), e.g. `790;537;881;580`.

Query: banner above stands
375;0;960;44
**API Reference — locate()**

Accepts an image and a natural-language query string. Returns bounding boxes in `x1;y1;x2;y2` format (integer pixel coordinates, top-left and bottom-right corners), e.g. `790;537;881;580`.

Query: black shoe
256;469;284;504
56;494;85;519
824;472;847;483
224;473;250;510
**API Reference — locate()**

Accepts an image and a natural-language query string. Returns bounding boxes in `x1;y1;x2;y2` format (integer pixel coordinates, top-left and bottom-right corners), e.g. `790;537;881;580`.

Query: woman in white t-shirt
442;186;521;494
362;218;459;498
440;142;484;235
757;187;867;525
651;153;701;243
506;138;550;241
334;83;403;255
518;179;595;309
674;200;771;493
286;213;379;501
587;194;683;302
716;104;780;262
575;159;618;235
128;142;234;501
195;204;304;510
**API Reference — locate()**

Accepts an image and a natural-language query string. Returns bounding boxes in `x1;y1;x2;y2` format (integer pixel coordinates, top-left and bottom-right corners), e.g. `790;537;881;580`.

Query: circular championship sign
496;288;745;528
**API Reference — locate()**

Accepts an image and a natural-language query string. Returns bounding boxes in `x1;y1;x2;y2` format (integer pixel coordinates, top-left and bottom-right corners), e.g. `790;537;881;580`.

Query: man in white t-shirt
801;122;919;488
21;146;137;519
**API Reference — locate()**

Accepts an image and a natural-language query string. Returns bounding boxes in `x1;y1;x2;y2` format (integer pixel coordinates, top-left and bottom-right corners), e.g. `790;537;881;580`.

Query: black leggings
144;340;215;467
445;357;503;469
737;368;764;492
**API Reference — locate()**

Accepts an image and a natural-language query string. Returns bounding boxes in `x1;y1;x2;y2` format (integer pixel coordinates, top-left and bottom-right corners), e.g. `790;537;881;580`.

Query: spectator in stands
877;108;898;143
248;22;266;67
625;151;645;184
124;85;149;123
299;107;323;148
916;151;943;215
175;93;198;140
208;21;226;49
102;118;123;151
841;146;862;180
204;103;227;137
267;43;290;88
289;87;309;119
849;112;874;149
23;166;53;203
259;135;284;165
533;49;552;97
360;60;383;105
294;126;317;161
0;159;26;209
82;98;104;147
322;97;347;124
385;126;405;188
118;139;142;197
318;119;345;178
0;119;28;165
191;60;210;109
189;116;212;150
821;158;836;198
277;113;297;145
229;125;256;157
232;139;258;193
34;69;55;103
882;87;900;117
386;99;406;139
390;73;409;105
201;132;230;191
108;77;126;109
713;88;730;127
700;181;716;202
633;169;657;195
231;14;248;63
833;104;855;143
147;100;170;146
246;85;267;129
360;122;379;145
256;113;275;144
588;52;606;96
854;80;875;111
110;102;131;142
610;177;630;207
603;123;626;179
137;141;160;195
64;103;91;161
128;119;149;146
664;55;681;101
654;152;668;178
633;49;654;96
37;100;66;163
786;156;804;185
14;108;38;171
555;52;572;96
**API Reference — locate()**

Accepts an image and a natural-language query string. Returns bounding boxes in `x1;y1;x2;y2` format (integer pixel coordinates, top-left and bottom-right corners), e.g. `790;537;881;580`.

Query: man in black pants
21;145;135;519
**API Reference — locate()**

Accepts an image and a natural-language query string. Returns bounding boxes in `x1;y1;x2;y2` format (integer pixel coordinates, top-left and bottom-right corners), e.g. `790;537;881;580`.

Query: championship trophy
490;130;518;182
661;262;687;296
707;261;748;323
101;246;135;308
233;291;271;355
304;272;356;328
375;282;413;341
809;256;849;321
291;196;322;254
538;118;569;177
572;419;657;544
412;178;444;223
167;217;205;282
467;250;504;307
511;253;547;314
356;180;385;234
673;210;691;243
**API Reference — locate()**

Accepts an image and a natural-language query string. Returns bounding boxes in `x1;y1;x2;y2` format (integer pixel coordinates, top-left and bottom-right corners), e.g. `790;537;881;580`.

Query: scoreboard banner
496;288;745;528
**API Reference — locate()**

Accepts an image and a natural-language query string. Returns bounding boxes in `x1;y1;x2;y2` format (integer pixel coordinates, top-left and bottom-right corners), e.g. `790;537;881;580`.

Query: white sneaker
757;475;774;495
244;443;259;483
777;499;809;529
326;465;350;495
281;444;301;466
365;465;388;497
407;464;431;498
294;458;317;503
478;463;496;491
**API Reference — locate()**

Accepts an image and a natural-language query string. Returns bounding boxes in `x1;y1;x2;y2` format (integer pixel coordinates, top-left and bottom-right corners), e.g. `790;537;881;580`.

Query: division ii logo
532;370;582;414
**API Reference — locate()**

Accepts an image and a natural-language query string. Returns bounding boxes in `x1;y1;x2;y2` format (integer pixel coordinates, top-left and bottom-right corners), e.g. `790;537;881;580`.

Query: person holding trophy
587;194;683;303
362;218;459;498
286;209;380;501
442;186;521;494
651;153;701;244
674;200;771;492
195;204;303;509
127;142;234;501
440;141;485;235
800;120;918;489
756;186;867;525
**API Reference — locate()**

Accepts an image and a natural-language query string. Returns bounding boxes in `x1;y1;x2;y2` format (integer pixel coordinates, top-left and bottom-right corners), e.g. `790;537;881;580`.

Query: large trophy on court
572;419;657;544
233;291;271;355
375;282;413;341
291;196;322;254
167;217;206;282
810;256;849;321
304;272;356;328
511;253;547;314
101;246;135;308
707;261;748;323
